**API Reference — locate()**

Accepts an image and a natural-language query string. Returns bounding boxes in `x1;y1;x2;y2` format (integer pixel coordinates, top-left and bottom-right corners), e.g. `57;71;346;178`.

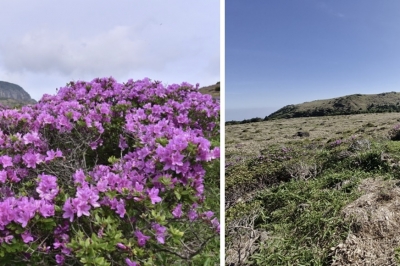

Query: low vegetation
226;112;400;265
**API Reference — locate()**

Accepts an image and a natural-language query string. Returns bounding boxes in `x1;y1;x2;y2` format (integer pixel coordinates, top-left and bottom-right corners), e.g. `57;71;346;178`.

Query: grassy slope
199;82;220;99
268;91;400;119
226;113;400;265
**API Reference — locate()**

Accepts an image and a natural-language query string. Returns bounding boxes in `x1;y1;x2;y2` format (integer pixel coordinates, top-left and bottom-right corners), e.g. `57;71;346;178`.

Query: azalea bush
0;77;220;265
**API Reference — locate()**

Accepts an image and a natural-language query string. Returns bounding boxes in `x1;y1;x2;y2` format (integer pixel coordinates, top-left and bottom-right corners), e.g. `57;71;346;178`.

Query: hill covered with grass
199;81;220;99
267;91;400;120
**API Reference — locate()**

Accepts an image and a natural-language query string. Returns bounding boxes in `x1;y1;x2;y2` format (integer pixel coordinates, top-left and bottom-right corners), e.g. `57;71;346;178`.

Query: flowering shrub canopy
0;77;220;265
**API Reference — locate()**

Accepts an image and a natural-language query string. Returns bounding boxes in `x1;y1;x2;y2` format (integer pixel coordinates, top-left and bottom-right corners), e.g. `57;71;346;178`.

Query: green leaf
169;226;184;238
174;190;181;200
108;156;119;164
186;142;198;154
159;176;172;186
84;238;90;248
94;257;109;266
105;191;117;199
114;232;122;240
155;137;169;147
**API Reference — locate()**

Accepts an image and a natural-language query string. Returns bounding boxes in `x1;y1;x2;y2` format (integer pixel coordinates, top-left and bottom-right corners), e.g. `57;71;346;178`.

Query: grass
250;170;366;265
226;112;400;265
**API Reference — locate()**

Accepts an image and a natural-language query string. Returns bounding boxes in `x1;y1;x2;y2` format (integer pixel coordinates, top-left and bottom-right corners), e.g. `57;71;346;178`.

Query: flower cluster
0;77;220;265
330;139;344;148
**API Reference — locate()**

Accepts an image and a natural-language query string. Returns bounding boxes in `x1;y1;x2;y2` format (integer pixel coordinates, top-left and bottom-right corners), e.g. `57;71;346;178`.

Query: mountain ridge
267;91;400;120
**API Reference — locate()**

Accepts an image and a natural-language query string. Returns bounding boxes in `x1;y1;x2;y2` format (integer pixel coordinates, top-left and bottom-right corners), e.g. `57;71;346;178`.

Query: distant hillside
0;81;36;107
267;91;400;120
199;82;220;99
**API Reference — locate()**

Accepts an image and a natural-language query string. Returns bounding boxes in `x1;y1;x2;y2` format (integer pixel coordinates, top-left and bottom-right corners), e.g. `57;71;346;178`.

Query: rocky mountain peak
0;81;36;107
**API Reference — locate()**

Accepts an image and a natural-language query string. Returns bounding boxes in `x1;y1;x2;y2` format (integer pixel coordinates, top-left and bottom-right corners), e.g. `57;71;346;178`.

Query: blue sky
226;0;400;121
0;0;219;101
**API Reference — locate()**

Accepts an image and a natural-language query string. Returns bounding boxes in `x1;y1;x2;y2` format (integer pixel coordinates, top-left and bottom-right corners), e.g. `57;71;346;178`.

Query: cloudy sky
0;0;220;101
226;0;400;121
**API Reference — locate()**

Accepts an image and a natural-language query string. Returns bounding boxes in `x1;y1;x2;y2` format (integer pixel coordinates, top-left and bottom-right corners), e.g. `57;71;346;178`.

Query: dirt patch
330;178;400;265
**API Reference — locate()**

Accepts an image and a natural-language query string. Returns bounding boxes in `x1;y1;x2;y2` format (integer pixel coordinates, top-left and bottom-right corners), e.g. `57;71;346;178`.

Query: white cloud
0;1;219;100
0;26;185;77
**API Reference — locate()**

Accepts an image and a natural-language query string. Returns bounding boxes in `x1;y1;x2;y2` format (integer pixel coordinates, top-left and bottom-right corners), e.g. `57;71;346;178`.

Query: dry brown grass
331;177;400;265
226;113;400;161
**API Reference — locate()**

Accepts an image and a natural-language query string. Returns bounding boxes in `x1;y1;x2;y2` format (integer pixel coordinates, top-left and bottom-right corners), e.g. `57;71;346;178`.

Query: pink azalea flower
125;258;139;266
202;211;214;219
21;231;34;243
73;169;86;184
22;152;43;168
56;254;65;265
0;155;13;168
74;199;91;217
116;199;126;218
172;204;182;218
188;209;198;221
39;201;55;217
62;199;76;222
116;243;127;250
0;170;7;183
147;187;161;204
22;132;41;146
152;223;167;244
134;230;150;247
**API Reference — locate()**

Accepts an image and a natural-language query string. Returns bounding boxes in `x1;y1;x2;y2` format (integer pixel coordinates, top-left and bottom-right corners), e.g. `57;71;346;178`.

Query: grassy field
226;112;400;265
